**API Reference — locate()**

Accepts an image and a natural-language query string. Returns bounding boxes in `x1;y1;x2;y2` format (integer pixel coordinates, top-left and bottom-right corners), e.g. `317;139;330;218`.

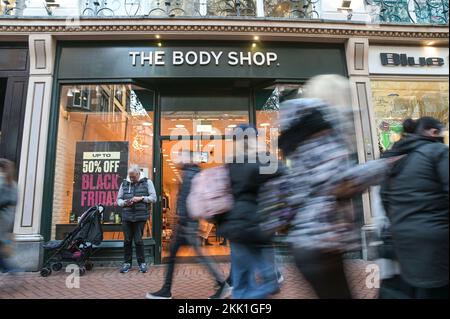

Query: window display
371;80;449;152
52;84;155;241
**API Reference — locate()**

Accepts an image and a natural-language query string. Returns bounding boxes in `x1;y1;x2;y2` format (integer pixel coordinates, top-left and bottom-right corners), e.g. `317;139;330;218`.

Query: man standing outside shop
117;165;157;274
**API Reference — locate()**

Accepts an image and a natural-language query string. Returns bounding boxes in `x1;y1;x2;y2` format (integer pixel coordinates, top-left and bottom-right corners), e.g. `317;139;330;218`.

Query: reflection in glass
371;80;449;152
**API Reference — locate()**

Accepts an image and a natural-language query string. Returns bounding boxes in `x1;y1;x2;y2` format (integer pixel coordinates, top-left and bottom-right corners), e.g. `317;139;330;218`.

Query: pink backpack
187;165;234;221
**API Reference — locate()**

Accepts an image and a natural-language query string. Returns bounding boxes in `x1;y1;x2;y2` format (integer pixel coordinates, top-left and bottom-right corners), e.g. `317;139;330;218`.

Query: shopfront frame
40;40;351;264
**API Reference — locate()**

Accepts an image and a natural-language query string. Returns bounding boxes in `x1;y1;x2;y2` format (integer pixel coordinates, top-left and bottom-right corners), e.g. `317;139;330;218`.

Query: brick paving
0;260;378;299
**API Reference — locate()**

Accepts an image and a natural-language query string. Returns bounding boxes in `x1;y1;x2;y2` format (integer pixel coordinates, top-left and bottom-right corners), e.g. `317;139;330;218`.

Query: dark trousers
0;242;10;272
293;248;352;299
0;255;8;272
122;221;146;265
380;275;449;299
162;224;224;292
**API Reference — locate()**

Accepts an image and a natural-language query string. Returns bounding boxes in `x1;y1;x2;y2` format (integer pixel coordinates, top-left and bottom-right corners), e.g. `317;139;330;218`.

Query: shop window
371;80;449;153
264;0;318;19
255;84;303;157
52;84;155;241
160;92;249;136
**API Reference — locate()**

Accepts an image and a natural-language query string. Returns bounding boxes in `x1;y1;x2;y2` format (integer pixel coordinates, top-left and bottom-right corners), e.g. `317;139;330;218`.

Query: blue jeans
230;242;279;299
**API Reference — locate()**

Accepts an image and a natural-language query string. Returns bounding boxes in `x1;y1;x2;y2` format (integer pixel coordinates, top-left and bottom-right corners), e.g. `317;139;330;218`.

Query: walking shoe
119;263;131;273
139;263;148;273
146;288;172;299
277;272;285;284
208;281;232;299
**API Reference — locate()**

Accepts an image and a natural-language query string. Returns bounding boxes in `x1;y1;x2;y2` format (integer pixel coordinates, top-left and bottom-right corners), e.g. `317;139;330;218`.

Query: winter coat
278;98;389;253
0;174;17;239
216;157;275;245
118;177;155;222
381;134;449;288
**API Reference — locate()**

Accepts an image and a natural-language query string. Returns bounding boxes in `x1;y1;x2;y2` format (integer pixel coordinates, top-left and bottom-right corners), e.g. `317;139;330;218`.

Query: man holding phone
117;165;157;274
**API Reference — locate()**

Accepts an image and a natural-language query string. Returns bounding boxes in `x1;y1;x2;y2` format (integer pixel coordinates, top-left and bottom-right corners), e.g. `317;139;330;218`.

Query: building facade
0;0;448;270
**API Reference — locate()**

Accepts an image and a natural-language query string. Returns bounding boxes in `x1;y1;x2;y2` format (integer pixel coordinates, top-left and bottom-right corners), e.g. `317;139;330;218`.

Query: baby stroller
40;205;104;277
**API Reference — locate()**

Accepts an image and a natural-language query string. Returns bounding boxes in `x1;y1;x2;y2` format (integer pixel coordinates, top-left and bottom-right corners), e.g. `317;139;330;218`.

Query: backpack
256;175;296;241
186;165;234;221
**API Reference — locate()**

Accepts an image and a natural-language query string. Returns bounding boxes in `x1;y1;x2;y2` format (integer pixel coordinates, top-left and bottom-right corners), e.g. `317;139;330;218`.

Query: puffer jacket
381;134;449;288
120;177;152;222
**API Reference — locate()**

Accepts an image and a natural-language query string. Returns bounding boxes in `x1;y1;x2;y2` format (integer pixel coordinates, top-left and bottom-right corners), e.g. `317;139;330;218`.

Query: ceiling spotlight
157;42;162;47
252;43;257;48
155;34;161;39
253;36;260;41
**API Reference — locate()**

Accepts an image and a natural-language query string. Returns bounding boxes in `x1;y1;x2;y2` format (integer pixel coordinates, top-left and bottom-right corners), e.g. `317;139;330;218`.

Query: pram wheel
79;266;86;276
85;261;94;271
40;267;52;277
51;262;63;272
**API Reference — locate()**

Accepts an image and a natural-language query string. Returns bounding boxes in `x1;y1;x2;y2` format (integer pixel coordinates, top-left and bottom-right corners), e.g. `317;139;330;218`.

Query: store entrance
160;139;232;259
157;86;251;260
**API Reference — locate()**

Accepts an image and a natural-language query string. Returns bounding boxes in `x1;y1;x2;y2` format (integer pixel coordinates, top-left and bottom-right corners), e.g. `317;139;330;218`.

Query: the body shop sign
57;42;347;79
129;50;279;66
369;45;449;75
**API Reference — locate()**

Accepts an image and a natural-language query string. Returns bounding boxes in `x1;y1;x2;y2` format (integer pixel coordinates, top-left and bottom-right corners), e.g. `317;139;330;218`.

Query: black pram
40;205;104;277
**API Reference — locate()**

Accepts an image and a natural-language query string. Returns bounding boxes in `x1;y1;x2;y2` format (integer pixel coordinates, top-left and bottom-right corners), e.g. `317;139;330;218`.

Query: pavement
0;260;378;299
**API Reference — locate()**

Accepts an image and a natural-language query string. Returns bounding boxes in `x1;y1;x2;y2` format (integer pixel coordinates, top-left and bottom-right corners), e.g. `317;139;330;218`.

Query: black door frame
149;83;256;264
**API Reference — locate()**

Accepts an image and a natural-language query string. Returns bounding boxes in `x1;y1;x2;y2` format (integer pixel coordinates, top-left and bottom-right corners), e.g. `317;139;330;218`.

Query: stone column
13;34;56;271
345;37;379;260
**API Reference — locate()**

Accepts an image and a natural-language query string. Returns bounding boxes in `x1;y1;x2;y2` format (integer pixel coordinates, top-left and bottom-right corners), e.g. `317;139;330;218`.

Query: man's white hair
128;164;141;174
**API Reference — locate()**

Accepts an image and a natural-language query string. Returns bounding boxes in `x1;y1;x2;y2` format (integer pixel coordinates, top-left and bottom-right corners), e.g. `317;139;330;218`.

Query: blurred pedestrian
215;124;280;299
380;117;449;299
278;75;393;299
373;118;420;298
117;164;157;274
146;150;228;299
0;159;18;273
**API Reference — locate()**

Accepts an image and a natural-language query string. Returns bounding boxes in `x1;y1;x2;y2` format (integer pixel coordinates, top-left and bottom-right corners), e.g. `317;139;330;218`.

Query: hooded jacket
381;134;449;288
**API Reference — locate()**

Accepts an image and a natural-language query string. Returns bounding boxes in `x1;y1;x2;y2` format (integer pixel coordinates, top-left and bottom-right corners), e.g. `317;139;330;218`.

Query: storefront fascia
36;40;356;265
361;44;449;260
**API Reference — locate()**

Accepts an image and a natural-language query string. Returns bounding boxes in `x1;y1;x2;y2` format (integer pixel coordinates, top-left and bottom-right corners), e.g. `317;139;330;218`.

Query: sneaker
146;288;172;299
208;282;232;299
277;272;285;284
119;263;131;273
139;263;148;273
